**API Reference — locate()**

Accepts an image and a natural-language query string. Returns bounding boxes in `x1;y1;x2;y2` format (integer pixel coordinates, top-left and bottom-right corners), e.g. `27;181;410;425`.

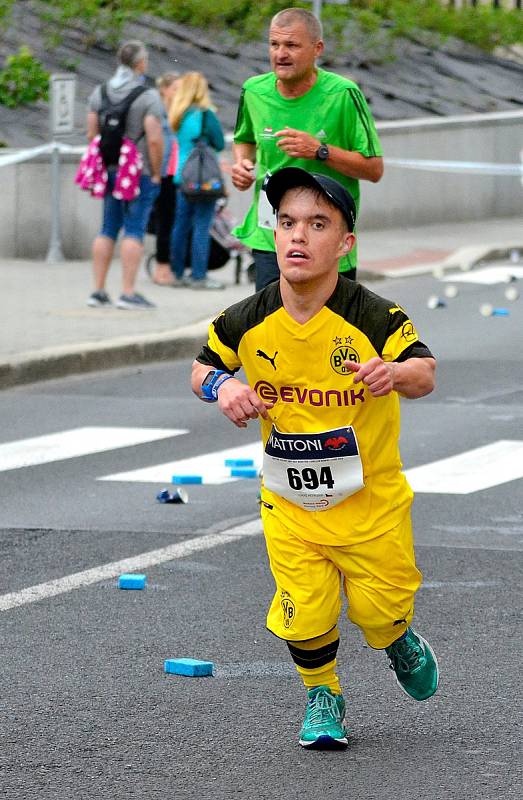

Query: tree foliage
0;46;49;107
37;0;145;48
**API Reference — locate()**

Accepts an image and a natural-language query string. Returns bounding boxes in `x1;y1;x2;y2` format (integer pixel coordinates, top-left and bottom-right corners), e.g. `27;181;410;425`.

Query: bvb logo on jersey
281;590;296;629
330;345;360;375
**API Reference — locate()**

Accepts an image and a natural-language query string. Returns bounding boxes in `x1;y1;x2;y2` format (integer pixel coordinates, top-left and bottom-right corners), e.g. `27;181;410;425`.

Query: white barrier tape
0;143;54;168
0;141;86;169
384;157;523;177
0;141;521;178
53;142;85;155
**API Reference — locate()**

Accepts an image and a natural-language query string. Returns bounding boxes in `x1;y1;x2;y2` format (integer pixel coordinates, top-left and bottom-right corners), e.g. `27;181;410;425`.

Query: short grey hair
117;40;148;68
156;71;180;90
271;8;323;41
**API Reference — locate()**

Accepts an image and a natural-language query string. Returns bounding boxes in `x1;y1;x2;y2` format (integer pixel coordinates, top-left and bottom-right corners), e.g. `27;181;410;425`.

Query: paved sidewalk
1;216;521;389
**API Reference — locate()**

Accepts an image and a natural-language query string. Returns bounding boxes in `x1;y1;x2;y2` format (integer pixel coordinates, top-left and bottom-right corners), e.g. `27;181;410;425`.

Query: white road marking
421;580;501;589
0;427;187;472
442;265;523;284
99;441;263;485
0;518;262;613
405;440;523;494
447;384;523;404
101;439;523;494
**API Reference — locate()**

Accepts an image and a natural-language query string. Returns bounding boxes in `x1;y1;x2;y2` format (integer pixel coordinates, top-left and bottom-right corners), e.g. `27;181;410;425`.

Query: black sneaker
116;293;156;310
87;290;112;307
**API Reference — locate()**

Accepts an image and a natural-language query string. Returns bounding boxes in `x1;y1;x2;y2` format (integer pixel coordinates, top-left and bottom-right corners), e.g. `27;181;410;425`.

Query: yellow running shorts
262;503;422;649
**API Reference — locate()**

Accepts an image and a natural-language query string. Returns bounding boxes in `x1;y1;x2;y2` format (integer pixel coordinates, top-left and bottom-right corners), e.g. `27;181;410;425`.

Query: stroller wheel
145;252;156;278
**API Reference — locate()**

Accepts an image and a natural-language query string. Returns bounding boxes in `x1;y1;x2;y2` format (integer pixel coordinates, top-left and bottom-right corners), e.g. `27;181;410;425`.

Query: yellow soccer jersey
197;276;434;546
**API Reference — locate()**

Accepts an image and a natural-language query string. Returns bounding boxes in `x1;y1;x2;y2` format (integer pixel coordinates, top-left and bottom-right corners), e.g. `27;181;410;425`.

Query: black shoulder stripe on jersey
234;88;246;136
195;345;236;373
213;281;283;353
385;306;411;336
347;88;377;157
327;276;397;354
395;341;434;362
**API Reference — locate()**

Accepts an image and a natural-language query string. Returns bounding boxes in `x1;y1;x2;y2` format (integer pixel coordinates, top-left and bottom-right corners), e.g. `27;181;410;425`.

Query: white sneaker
190;277;225;290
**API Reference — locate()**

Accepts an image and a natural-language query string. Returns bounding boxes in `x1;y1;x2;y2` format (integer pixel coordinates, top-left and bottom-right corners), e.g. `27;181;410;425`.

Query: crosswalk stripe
0;427;187;472
0;518;262;613
100;439;523;494
5;427;517;496
404;440;523;494
99;441;263;485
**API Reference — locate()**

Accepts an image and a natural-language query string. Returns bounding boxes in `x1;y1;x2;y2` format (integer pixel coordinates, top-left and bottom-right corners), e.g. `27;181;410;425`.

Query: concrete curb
0;320;211;391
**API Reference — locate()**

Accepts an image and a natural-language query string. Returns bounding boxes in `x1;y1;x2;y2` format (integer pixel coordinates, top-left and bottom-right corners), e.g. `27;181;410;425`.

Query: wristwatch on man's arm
200;370;235;403
315;144;329;161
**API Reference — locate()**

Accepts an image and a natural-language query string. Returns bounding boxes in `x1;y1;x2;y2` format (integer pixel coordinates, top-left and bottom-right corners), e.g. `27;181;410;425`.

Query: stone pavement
1;215;521;389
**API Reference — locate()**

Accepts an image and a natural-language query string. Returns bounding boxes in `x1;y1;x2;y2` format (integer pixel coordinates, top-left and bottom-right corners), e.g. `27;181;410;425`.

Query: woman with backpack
169;72;226;290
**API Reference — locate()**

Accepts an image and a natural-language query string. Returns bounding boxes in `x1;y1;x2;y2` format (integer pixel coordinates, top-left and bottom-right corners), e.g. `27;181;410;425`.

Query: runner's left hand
275;128;320;160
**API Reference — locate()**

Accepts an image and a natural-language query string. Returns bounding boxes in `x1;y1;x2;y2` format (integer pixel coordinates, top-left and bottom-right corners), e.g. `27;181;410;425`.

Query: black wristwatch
200;370;234;403
315;144;329;161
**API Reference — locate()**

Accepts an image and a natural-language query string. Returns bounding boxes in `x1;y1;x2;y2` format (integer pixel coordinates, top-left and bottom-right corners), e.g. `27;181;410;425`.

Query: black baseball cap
264;167;357;232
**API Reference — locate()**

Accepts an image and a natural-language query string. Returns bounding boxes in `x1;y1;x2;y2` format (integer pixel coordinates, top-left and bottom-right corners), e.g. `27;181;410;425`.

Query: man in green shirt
232;6;384;291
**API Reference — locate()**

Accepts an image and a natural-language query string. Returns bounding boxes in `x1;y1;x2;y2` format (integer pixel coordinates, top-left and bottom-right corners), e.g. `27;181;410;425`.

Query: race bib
263;425;364;512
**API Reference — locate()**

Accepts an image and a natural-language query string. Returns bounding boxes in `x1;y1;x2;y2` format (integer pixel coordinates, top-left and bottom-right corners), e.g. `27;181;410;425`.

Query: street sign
49;73;76;135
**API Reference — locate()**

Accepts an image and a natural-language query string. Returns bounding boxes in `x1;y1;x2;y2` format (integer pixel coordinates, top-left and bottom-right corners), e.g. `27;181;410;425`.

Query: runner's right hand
217;377;273;428
232;159;256;191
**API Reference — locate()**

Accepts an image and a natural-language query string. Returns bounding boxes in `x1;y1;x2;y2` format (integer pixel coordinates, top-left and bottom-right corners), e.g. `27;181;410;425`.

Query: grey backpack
180;110;225;201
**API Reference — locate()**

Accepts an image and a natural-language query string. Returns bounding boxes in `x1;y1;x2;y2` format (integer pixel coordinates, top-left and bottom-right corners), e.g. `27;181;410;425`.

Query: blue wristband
200;370;234;403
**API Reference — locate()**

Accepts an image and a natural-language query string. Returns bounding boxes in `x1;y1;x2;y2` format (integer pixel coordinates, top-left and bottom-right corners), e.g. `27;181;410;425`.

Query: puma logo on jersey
256;349;278;370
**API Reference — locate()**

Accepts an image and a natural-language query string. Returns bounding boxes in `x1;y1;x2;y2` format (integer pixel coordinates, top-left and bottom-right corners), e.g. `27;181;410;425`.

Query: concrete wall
360;110;523;229
0;109;521;259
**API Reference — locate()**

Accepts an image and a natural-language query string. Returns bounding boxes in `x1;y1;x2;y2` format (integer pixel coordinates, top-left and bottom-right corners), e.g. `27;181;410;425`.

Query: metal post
46;143;65;262
312;0;322;20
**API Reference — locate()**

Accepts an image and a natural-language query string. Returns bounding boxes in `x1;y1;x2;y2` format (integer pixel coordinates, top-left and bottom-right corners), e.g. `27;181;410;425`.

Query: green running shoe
385;628;439;701
298;686;348;749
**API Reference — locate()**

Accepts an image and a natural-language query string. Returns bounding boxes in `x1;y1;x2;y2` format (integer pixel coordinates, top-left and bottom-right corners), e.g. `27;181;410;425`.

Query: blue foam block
118;573;146;590
224;458;254;467
164;658;214;677
230;468;258;478
171;475;203;484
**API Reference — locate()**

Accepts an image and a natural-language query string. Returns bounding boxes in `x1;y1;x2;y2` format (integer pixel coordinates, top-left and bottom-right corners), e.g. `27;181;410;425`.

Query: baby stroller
145;198;255;285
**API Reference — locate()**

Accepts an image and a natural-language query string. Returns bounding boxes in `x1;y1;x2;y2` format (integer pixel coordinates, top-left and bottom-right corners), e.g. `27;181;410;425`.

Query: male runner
191;167;439;749
232;6;383;291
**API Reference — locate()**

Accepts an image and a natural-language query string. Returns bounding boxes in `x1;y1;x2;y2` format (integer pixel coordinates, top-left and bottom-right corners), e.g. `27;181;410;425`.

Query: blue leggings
170;192;216;280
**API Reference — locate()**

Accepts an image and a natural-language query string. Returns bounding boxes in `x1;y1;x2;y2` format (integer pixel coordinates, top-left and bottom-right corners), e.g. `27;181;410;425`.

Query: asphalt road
0;274;521;799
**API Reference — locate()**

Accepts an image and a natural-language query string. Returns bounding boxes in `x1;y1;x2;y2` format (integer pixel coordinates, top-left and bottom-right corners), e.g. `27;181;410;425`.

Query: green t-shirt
233;68;382;272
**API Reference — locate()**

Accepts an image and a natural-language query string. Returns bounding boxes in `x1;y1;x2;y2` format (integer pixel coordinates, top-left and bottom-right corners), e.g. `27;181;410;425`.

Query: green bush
13;0;523;53
0;46;49;108
38;0;144;49
154;0;297;36
0;0;14;30
361;1;523;51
